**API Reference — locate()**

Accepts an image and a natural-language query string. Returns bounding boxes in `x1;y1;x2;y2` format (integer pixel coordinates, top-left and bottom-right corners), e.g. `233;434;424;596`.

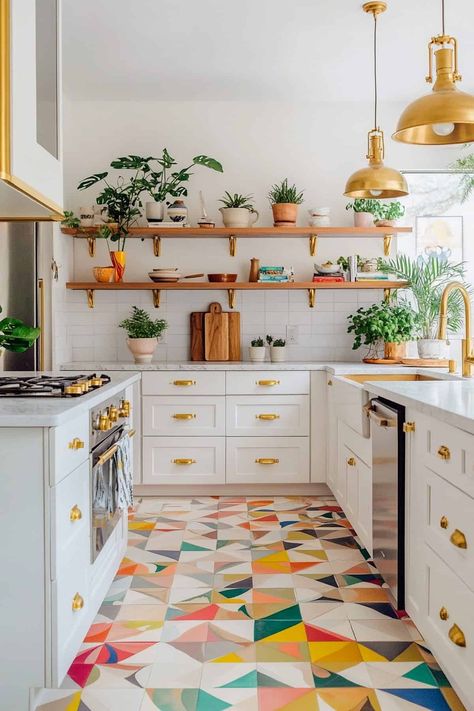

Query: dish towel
114;434;133;509
93;460;114;513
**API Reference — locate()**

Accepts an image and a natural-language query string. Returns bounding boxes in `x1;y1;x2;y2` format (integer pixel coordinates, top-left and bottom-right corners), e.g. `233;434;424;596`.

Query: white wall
58;99;460;364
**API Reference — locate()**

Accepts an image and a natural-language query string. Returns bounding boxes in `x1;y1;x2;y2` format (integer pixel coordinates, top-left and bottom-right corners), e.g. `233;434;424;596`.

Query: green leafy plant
345;198;380;215
347;301;416;357
78;151;223;250
0;306;40;353
266;335;286;347
118;306;167;339
337;255;361;271
268;179;304;205
379;254;469;339
375;201;406;221
61;210;81;229
450;150;474;203
219;192;254;210
251;337;264;347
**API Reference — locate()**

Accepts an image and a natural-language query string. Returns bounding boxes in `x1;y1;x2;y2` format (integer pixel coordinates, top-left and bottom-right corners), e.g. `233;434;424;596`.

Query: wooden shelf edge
66;280;408;291
61;226;412;237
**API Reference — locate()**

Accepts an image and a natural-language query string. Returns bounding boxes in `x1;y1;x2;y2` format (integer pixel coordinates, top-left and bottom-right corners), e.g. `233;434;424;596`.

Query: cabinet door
226;437;309;484
143;436;225;485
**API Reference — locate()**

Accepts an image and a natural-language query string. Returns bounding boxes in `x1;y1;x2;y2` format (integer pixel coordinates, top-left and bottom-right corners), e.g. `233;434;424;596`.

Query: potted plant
266;334;287;362
249;336;266;362
118;306;168;364
268;179;304;227
0;306;40;356
218;192;259;228
345;198;380;227
380;254;469;359
347;301;416;362
374;201;405;227
61;210;81;229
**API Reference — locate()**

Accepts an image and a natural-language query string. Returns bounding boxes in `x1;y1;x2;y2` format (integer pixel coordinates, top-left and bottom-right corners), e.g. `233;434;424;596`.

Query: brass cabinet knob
403;422;416;433
172;458;196;465
108;406;119;422
347;457;357;467
448;623;466;647
70;505;82;522
256;414;280;420
72;593;84;611
450;528;467;549
328;379;333;386
440;516;449;529
172;380;196;386
172;413;196;420
256;380;280;386
255;458;279;465
439;607;449;621
437;445;451;460
68;437;84;450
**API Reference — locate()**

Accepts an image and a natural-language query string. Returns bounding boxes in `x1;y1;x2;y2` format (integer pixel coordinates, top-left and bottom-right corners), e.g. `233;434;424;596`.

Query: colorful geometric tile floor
37;496;466;711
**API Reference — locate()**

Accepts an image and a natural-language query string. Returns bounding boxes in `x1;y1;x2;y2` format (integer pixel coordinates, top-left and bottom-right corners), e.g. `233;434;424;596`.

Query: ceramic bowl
93;266;115;283
207;273;238;283
314;262;341;275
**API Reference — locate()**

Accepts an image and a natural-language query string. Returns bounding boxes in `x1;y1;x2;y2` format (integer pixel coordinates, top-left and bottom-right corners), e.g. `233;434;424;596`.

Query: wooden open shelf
66;280;408;310
61;225;412;257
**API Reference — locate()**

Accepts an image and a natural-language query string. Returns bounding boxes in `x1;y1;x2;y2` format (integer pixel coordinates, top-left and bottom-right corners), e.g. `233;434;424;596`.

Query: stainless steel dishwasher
368;397;406;611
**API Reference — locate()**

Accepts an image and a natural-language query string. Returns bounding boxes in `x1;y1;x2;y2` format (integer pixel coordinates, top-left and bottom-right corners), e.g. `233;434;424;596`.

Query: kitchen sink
342;373;447;384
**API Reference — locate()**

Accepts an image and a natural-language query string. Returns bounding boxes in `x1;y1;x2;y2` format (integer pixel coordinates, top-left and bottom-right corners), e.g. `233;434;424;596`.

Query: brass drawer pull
347;457;356;467
256;380;280;386
172;413;196;420
172;380;196;386
172;458;196;465
256;414;280;420
72;593;84;611
439;607;449;621
448;623;466;647
437;445;451;460
450;528;467;549
70;505;82;522
255;458;280;465
440;516;449;529
68;437;84;450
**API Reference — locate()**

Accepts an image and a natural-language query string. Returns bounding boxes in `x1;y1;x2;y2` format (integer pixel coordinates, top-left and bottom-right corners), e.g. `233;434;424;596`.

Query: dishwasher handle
367;406;397;428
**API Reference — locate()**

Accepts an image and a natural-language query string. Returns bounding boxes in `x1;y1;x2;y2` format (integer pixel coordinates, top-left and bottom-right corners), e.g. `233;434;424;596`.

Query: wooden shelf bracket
86;289;94;309
228;289;236;309
229;235;237;257
152;289;161;308
153;235;161;257
308;288;316;308
87;237;96;258
309;234;317;257
384;234;393;256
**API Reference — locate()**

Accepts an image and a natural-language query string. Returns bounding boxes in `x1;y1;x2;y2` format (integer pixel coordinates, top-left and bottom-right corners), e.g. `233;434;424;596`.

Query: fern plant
379;255;469;339
450;151;474;203
118;307;167;339
219;192;254;210
268;179;304;205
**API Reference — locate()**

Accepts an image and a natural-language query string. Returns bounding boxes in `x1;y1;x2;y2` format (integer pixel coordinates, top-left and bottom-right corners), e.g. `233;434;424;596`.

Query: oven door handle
95;428;136;467
368;408;397;428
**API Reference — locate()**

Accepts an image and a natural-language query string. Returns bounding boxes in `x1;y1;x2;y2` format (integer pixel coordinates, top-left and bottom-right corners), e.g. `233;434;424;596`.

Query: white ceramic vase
127;337;158;364
270;345;287;362
417;339;444;360
220;207;259;228
249;346;266;362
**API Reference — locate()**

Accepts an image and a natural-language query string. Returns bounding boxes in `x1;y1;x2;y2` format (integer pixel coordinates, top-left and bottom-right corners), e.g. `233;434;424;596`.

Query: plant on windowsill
249;336;266;362
266;335;287;362
345;198;380;228
268;179;304;227
0;306;40;357
347;301;416;363
218;192;259;228
118;306;168;364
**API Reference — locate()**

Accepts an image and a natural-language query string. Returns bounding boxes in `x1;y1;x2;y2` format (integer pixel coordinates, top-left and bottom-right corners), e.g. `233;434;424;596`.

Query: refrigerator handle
37;278;45;371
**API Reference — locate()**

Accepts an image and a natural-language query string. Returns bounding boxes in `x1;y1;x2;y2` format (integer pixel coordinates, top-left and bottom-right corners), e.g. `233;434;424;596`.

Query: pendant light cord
373;11;378;130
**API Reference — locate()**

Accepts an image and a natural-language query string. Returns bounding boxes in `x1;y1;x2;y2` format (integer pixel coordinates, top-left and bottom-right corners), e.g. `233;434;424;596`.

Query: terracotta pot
375;219;398;227
93;266;115;283
126;337;158;364
111;250;126;282
272;203;298;227
353;211;374;228
384;341;407;361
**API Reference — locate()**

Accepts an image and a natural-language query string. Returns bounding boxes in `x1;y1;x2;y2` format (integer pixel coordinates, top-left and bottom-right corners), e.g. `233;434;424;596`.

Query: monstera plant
0;306;40;353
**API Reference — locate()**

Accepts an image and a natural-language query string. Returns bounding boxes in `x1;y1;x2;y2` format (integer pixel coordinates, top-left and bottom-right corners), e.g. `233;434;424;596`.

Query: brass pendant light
393;0;474;145
344;2;408;198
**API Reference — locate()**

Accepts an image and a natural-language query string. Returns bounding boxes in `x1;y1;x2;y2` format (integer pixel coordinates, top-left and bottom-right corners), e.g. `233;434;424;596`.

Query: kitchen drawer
49;413;89;485
142;371;225;396
416;414;474;498
52;541;90;684
423;467;474;592
226;437;309;483
226;395;309;437
142;436;225;485
51;460;90;581
422;545;474;706
143;396;225;436
226;371;309;395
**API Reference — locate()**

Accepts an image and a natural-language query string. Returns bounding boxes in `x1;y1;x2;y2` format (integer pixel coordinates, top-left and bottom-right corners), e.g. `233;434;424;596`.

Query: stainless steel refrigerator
0;222;40;371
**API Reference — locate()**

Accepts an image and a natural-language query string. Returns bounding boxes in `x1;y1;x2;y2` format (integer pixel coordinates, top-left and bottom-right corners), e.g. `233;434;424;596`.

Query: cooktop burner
0;373;111;398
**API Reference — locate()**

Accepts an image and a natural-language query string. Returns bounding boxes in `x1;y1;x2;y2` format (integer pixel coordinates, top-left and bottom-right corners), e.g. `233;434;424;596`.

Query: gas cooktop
0;373;111;398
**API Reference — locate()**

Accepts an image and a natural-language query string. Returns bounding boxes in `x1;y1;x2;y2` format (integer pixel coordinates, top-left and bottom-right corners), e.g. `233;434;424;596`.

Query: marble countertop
0;372;140;427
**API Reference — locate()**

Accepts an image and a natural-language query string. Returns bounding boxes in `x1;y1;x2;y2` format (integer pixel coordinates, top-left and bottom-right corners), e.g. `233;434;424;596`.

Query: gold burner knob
72;593;84;611
64;384;84;396
108;406;119;423
99;414;110;431
70;505;82;522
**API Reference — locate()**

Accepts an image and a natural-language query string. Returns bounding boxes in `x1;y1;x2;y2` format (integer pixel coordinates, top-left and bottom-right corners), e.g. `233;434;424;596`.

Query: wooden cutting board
228;311;241;361
204;302;229;361
190;304;240;361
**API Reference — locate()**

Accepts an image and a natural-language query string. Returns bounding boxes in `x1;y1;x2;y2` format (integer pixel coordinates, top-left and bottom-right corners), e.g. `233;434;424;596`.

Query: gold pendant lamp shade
344;2;408;199
393;1;474;145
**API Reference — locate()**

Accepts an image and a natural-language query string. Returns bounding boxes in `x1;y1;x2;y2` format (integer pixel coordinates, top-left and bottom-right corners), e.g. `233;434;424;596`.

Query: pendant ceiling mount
393;1;474;145
344;2;408;199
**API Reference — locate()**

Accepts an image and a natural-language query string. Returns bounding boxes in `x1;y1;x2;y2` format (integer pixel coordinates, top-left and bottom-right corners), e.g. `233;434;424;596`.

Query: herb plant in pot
268;179;304;227
347;301;416;363
345;199;379;228
380;255;469;359
266;335;287;362
374;201;405;227
119;306;168;364
249;337;266;362
219;192;259;228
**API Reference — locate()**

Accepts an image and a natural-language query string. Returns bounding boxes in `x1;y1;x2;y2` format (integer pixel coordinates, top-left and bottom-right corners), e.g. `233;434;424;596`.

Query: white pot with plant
219;192;259;228
267;335;287;362
345;199;379;227
119;306;168;364
380;254;469;360
249;337;266;362
268;179;304;227
374;201;405;227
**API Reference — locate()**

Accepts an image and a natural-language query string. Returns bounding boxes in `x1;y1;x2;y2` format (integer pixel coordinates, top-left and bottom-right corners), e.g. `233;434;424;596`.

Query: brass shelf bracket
86;289;94;309
384;234;393;256
383;288;391;303
229;235;237;257
87;237;96;258
308;288;316;308
153;235;161;257
152;289;161;308
309;234;318;256
228;289;236;309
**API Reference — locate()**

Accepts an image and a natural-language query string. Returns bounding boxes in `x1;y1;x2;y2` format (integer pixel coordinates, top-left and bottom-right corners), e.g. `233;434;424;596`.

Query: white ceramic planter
145;201;165;224
127;337;158;364
353;211;374;228
220;207;259;228
417;338;444;360
270;345;287;362
249;346;266;362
